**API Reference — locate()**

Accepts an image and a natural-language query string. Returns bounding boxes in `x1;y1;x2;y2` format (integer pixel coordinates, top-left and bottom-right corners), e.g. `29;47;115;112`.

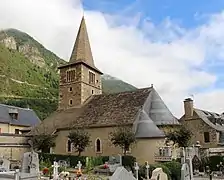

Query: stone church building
32;16;180;163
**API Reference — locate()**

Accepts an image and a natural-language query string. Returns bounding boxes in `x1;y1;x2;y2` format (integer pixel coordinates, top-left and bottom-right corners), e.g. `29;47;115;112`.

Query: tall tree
68;128;91;156
110;126;136;155
166;126;192;147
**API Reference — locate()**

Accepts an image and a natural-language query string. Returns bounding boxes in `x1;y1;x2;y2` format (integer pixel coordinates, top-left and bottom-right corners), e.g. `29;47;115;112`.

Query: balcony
154;154;172;162
154;146;173;162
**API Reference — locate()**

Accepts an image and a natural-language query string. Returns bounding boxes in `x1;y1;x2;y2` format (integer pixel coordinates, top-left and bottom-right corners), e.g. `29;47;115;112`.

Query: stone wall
182;118;218;148
0;134;30;160
58;63;102;110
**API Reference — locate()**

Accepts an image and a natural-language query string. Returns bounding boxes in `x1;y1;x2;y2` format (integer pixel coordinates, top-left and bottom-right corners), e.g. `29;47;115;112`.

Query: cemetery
0;144;223;180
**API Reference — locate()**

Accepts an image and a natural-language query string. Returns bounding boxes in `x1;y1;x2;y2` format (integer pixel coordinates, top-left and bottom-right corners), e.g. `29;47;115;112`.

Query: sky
1;0;224;117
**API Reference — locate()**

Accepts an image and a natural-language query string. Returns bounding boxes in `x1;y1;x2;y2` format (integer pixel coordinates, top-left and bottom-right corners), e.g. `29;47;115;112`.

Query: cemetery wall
53;127;165;164
0;134;30;160
182;118;218;148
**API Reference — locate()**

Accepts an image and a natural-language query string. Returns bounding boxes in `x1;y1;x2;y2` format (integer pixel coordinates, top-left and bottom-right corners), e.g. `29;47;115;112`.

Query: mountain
0;29;137;120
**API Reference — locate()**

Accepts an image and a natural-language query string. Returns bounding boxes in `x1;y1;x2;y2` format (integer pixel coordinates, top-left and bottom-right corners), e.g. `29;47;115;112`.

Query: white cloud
1;0;224;117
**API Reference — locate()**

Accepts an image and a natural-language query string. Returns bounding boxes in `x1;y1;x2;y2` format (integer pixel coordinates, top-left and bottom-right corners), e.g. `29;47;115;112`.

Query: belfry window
66;69;76;82
89;72;95;84
95;138;102;153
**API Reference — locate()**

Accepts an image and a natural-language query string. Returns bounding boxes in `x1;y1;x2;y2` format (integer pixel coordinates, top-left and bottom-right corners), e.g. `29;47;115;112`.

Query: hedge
38;153;136;168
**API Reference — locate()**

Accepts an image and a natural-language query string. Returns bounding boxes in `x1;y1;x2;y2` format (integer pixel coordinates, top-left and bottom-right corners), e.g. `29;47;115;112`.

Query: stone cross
77;161;82;171
52;161;60;180
145;161;150;180
134;162;139;180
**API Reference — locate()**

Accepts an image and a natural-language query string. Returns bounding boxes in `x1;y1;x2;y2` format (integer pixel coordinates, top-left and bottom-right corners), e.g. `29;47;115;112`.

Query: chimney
184;98;194;118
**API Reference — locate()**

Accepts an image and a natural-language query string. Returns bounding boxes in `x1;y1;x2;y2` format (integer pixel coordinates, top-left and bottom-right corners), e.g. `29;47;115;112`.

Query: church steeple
58;16;103;110
69;16;101;73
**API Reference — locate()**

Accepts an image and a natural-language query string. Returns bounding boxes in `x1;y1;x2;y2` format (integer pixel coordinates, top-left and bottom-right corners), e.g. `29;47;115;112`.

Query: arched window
95;138;101;153
67;139;72;153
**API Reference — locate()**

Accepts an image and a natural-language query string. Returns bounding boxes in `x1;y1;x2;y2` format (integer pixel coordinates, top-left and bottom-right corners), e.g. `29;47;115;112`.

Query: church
32;16;180;163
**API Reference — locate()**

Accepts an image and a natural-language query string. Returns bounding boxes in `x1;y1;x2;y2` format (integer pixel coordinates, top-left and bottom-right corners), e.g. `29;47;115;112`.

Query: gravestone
21;151;39;174
109;154;122;165
181;163;190;180
0;157;10;172
151;168;168;180
110;166;136;180
108;155;122;173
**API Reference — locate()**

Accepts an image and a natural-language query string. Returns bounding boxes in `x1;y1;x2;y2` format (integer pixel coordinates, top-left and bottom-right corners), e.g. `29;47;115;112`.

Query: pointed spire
69;16;95;67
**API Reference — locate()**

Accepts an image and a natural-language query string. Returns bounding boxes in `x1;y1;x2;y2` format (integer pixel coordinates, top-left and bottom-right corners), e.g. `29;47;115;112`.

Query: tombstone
185;147;194;180
21;151;39;174
109;154;122;165
0;157;10;172
108;155;122;173
134;162;139;180
110;166;136;180
151;168;168;180
181;163;190;180
192;155;201;174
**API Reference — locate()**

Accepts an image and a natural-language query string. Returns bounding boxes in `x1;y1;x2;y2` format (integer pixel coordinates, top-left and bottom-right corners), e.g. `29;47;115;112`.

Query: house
31;16;180;164
0;104;40;160
180;98;224;149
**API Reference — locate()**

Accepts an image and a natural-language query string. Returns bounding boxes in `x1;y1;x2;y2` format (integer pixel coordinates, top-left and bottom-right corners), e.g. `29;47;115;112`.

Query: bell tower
58;16;103;110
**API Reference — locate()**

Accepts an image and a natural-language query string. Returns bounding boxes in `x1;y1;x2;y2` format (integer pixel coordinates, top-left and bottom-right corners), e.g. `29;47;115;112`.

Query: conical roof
68;16;102;74
146;88;179;125
134;110;165;138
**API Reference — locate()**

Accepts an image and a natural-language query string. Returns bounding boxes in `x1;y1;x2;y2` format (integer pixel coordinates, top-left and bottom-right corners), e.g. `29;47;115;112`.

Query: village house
180;98;224;150
32;16;180;164
0;104;40;160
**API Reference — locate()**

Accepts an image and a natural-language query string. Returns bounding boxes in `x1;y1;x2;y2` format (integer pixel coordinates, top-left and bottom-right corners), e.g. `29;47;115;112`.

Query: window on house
9;113;18;120
92;90;94;94
204;132;210;143
69;99;73;105
15;129;20;134
67;139;72;152
95;138;101;153
66;69;76;82
89;72;95;84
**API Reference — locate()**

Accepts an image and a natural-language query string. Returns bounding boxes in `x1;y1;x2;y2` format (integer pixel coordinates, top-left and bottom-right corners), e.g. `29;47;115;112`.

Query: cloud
1;0;224;117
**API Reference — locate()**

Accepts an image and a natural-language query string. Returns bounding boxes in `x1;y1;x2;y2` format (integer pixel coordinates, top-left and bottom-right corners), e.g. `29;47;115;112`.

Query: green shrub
163;161;181;180
38;153;135;169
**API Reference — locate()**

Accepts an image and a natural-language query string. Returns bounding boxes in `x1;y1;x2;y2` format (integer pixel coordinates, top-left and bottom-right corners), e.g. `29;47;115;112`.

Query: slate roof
0;104;41;127
194;109;224;132
31;87;179;139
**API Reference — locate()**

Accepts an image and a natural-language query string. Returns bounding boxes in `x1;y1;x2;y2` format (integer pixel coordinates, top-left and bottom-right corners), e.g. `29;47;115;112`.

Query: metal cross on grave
77;161;82;171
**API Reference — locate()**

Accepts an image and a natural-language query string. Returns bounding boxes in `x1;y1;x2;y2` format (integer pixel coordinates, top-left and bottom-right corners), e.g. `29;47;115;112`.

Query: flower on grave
42;167;49;175
104;162;109;169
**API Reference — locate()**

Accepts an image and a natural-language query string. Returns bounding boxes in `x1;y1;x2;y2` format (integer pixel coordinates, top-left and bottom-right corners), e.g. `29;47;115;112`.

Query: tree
31;134;56;153
166;126;192;147
68;128;91;156
110;126;136;155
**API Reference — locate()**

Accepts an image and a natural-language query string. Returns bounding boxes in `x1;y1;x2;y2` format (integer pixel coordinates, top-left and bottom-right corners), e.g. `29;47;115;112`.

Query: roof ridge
194;108;219;115
0;104;32;111
92;87;152;97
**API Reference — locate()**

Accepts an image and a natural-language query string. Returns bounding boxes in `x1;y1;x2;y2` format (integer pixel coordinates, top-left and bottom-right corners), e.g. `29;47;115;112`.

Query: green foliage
31;134;56;153
166;126;192;147
0;97;57;120
68;129;91;156
38;153;136;170
163;161;181;180
110;126;136;155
